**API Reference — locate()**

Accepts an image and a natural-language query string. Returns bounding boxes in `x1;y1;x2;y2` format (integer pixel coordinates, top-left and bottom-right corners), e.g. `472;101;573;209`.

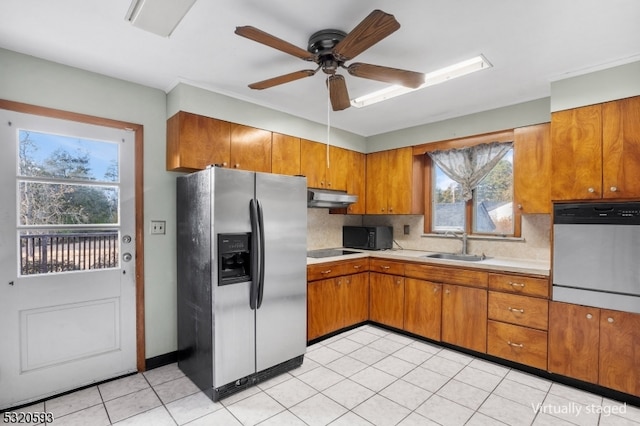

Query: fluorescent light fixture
351;55;492;108
125;0;197;37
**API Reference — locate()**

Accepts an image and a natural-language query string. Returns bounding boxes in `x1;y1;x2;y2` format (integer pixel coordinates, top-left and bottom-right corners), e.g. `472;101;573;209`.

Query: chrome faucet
445;231;468;255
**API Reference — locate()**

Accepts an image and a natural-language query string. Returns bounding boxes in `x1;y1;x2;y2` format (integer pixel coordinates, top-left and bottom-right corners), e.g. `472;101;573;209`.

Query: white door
0;110;137;410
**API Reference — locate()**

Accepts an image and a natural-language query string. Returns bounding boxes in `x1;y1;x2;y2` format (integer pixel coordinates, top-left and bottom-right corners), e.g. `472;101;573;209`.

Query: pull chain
326;77;331;168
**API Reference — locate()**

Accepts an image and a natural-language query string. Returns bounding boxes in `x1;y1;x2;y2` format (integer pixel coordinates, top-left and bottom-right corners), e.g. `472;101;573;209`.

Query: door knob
123;253;133;262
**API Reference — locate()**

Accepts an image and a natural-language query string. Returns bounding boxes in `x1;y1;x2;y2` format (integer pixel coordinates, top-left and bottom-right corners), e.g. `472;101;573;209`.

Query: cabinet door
342;272;369;327
307;278;341;341
602;96;640;199
365;150;388;214
599;309;640;395
513;123;551;213
548;302;600;383
301;139;328;188
441;284;487;353
550;105;602;200
166;111;230;171
272;133;300;176
328;145;349;191
404;278;442;341
230;124;272;172
369;272;404;329
386;147;413;214
346;150;366;214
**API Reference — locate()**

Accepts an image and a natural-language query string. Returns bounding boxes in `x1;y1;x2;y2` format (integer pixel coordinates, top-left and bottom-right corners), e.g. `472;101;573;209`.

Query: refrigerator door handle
256;199;266;309
249;199;260;310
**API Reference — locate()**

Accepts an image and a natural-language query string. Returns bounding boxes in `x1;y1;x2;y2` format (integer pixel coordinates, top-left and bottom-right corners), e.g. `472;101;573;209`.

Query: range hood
307;188;358;208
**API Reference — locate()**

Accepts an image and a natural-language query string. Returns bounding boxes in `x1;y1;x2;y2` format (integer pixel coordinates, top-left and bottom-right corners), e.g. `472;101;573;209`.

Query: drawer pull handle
507;341;524;348
381;266;390;270
509;282;525;288
321;269;332;275
508;307;525;314
353;265;361;269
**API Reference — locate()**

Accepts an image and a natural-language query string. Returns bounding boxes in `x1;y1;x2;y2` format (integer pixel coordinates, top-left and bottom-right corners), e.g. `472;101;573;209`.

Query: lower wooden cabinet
548;302;640;396
441;284;487;353
307;272;370;341
369;272;404;329
548;302;600;384
487;320;547;370
404;278;442;341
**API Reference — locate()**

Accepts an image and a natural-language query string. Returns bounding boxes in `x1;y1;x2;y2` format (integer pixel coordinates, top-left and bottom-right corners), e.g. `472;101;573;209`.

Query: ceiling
1;1;639;137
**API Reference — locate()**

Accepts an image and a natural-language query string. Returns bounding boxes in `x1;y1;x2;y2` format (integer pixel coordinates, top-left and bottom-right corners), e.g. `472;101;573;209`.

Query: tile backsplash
307;209;551;261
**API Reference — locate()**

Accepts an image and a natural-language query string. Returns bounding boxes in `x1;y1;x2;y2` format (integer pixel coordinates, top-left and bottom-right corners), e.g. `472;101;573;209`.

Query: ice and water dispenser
217;233;251;285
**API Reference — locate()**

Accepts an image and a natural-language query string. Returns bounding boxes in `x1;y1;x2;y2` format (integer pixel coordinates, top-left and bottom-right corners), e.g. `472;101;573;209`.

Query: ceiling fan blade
332;10;400;61
347;62;425;89
248;69;317;90
235;26;315;61
327;74;351;111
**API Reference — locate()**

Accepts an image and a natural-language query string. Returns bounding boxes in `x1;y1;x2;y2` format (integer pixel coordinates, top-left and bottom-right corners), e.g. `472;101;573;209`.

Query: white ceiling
1;0;639;137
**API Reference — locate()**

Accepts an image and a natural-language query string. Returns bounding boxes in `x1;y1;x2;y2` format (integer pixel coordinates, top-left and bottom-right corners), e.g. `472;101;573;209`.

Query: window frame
416;129;521;238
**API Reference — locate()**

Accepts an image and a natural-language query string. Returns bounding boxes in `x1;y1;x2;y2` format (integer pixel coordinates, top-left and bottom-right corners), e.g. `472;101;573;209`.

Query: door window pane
19;130;119;182
20;230;119;275
19;182;118;225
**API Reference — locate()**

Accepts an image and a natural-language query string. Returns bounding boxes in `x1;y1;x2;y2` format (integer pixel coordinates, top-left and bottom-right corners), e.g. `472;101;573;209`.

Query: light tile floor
3;325;639;425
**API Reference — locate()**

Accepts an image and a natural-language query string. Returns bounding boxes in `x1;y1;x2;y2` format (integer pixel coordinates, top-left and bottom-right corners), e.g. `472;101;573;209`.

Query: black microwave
343;226;393;250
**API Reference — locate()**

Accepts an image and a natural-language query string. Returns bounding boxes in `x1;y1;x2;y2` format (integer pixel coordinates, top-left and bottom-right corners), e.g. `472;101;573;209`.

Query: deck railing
20;231;119;275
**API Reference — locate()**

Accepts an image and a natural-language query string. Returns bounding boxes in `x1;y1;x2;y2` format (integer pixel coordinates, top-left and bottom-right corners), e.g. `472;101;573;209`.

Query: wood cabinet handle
508;307;525;314
445;289;450;295
320;181;324;187
588;187;595;193
353;265;361;270
517;204;523;210
586;313;593;319
222;162;228;167
507;341;524;348
321;269;332;275
509;282;525;288
433;287;439;293
610;186;617;192
389;207;393;212
395;279;402;285
234;163;240;168
327;182;332;187
381;265;390;270
608;317;614;323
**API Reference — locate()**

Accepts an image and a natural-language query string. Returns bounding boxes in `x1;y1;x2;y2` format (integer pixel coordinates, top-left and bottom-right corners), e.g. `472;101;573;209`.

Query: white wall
550;60;640;112
366;98;551;153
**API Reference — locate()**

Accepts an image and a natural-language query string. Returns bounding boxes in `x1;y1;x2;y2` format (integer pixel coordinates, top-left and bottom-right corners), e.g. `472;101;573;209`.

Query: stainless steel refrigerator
176;167;307;401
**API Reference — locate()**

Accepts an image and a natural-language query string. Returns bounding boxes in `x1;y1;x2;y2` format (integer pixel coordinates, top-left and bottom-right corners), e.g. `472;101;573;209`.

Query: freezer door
212;168;256;387
255;172;307;371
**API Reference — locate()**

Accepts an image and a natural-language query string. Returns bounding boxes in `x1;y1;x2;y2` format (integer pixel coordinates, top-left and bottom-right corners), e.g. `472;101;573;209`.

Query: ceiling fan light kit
235;9;426;111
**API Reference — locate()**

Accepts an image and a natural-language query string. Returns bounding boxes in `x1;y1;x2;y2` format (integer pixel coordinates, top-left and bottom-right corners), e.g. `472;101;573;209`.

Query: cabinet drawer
487;320;548;370
307;262;346;281
488;273;549;298
369;258;405;275
488;292;548;330
341;258;369;275
405;263;488;288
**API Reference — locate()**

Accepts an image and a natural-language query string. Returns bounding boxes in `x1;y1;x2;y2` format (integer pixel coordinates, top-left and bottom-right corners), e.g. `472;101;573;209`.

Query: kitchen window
429;142;514;236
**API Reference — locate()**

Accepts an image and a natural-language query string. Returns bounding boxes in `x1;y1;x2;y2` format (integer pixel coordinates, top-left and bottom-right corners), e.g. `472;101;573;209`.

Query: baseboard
145;351;178;371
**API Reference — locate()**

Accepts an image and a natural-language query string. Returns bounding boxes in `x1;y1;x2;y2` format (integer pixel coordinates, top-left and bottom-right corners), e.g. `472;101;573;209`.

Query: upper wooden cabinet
271;133;300;176
345;149;366;214
551;96;640;201
366;147;424;215
229;124;271;173
167;111;231;172
513;123;551;214
300;139;363;194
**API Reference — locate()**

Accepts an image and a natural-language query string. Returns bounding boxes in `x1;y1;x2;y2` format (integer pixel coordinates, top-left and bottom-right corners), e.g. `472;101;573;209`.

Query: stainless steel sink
422;253;489;262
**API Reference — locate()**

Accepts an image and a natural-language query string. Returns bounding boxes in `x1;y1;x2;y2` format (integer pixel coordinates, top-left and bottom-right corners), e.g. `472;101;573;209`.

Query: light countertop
307;248;550;276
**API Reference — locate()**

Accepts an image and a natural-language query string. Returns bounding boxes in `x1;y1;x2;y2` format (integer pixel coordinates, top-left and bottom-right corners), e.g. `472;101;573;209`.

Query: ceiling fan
235;10;425;111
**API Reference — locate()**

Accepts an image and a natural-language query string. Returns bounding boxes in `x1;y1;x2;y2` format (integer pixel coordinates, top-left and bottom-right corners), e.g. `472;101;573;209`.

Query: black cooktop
306;248;361;259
